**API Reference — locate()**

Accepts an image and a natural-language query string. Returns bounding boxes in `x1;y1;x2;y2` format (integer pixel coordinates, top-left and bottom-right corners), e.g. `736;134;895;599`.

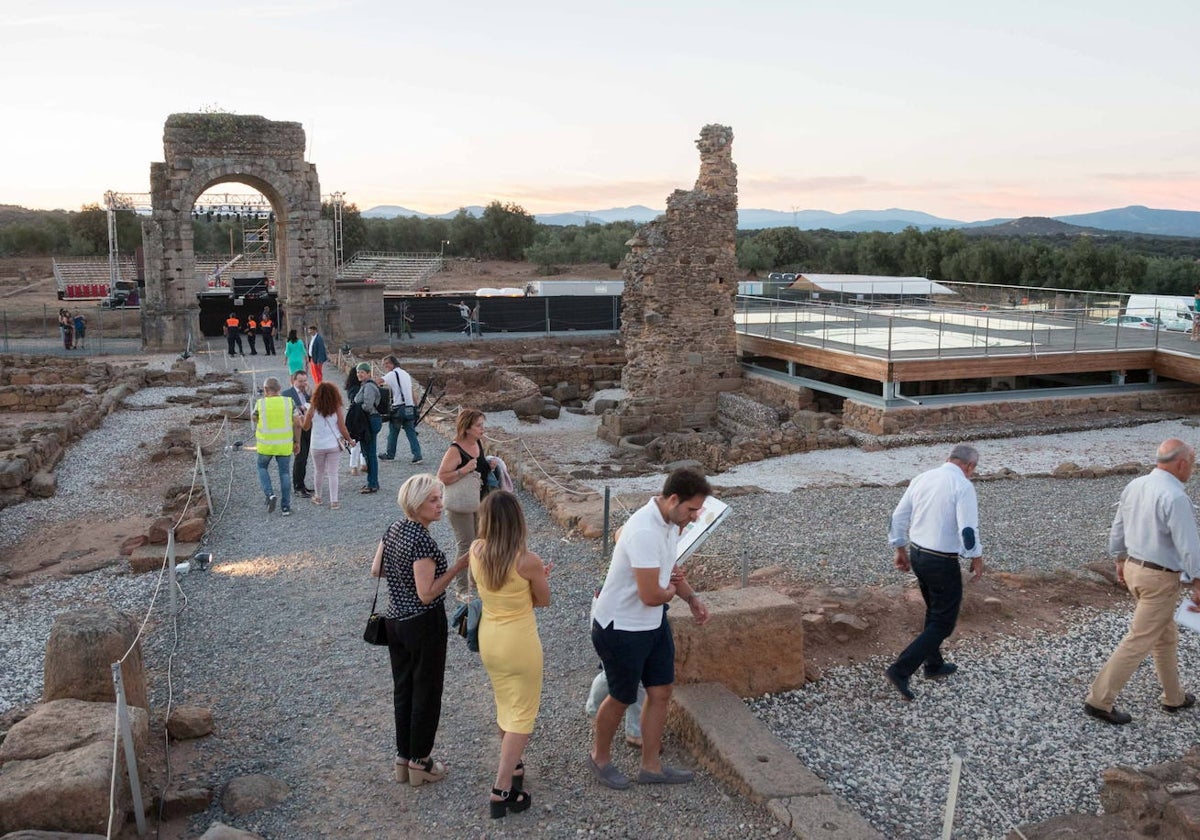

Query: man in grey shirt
1085;438;1200;725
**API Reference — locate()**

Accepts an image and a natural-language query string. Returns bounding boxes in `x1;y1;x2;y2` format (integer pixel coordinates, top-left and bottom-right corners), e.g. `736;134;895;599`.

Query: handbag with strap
450;559;482;653
444;471;481;514
363;575;389;646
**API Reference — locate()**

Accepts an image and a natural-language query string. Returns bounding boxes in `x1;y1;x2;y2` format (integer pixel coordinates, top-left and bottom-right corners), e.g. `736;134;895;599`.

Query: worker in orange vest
224;313;243;357
260;312;276;356
246;316;259;355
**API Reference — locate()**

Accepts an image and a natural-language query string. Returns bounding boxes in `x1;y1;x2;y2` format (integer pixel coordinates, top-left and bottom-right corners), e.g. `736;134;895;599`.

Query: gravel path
4;347;1200;838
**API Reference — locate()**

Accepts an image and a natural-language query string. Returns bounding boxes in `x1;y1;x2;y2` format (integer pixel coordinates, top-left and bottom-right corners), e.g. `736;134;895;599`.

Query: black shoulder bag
363;575;389;646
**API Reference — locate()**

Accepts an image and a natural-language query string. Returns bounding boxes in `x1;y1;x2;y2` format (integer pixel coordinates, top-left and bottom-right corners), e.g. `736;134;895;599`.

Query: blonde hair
472;491;527;591
397;473;443;520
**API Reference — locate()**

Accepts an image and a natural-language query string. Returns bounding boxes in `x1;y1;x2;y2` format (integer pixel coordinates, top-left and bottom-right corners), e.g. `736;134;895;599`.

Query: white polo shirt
592;498;678;632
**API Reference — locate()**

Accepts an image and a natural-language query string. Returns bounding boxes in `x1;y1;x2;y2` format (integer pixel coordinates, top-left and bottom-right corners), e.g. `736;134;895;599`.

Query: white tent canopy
788;274;956;296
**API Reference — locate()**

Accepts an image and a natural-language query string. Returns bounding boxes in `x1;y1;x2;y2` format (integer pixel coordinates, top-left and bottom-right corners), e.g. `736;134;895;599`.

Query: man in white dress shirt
885;444;984;701
1084;439;1200;725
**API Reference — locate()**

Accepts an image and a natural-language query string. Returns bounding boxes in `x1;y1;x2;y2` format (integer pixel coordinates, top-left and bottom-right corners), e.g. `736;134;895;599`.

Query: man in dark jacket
307;324;328;385
280;370;314;498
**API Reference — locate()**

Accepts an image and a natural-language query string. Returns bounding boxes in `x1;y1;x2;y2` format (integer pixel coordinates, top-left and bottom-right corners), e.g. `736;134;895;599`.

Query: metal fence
735;294;1198;360
1;305;143;355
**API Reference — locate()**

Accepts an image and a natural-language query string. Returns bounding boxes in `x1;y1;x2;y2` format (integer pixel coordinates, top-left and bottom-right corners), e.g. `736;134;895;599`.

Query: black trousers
262;333;275;355
386;604;448;760
292;428;311;490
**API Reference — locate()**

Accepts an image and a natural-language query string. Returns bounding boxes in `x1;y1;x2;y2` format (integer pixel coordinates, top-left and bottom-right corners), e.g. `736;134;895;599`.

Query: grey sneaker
637;764;694;784
267;494;277;514
411;456;424;464
281;507;292;517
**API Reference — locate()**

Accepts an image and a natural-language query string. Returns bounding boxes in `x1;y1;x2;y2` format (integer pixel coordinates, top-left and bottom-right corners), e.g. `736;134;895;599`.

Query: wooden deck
738;334;1200;387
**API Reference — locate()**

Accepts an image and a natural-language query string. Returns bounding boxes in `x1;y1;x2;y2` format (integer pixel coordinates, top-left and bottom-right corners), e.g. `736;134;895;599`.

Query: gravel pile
751;606;1200;839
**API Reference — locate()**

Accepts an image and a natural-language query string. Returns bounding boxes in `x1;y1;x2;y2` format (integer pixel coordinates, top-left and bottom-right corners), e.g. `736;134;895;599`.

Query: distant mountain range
360;204;1200;238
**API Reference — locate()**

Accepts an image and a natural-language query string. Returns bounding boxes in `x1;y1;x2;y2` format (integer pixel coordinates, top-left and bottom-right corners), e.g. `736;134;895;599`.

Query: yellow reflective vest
255;396;294;455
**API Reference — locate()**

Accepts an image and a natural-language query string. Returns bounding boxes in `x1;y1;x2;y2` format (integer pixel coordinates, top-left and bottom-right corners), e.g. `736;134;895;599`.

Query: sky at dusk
2;0;1198;222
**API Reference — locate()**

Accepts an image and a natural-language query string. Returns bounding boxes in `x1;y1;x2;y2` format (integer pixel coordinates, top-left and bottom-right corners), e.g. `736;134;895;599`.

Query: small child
586;668;646;748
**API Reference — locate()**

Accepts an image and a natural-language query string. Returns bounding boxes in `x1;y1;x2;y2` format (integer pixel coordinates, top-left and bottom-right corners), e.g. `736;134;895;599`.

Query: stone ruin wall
599;124;742;444
142;113;339;351
0;355;200;508
844;388;1200;437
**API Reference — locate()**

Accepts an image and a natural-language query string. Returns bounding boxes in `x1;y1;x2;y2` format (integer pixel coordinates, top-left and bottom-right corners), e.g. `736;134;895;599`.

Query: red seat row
64;283;110;299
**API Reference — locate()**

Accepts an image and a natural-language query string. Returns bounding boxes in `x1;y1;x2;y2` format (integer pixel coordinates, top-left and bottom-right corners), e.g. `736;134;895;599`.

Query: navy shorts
591;611;674;706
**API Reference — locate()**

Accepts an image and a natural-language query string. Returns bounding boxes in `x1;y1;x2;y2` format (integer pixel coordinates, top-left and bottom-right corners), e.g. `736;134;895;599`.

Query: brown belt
1126;556;1177;574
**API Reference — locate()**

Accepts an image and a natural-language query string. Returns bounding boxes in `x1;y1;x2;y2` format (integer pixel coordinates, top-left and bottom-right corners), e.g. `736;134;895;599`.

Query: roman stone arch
141;113;340;350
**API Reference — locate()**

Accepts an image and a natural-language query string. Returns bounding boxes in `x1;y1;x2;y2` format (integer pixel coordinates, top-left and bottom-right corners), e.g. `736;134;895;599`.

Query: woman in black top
370;473;468;786
437;408;496;597
343;367;364;476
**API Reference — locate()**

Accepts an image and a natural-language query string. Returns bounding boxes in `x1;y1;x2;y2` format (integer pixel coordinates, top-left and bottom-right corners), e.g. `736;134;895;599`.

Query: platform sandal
394;756;408;783
408;756;448;786
489;787;532;819
511;760;525;792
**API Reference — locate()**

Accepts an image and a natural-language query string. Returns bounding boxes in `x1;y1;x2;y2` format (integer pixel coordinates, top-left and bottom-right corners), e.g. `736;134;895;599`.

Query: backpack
377;374;393;417
345;402;370;442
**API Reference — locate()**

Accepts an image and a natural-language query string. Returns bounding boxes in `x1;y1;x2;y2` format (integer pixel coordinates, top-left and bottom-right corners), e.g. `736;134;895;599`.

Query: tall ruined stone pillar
141;113;339;351
599;124;742;444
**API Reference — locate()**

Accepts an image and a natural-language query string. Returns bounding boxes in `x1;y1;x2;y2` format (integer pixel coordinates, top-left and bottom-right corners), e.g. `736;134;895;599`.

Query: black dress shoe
885;666;915;701
1163;693;1197;713
923;663;958;680
294;488;311;498
1084;702;1132;725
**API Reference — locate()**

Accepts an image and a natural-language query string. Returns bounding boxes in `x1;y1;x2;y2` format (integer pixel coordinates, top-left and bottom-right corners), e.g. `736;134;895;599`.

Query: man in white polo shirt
885;444;984;702
588;468;712;790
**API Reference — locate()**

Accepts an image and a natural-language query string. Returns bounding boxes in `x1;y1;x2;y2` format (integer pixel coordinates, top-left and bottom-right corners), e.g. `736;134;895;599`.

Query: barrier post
941;753;963;840
168;528;178;618
544;298;551;336
111;663;148;836
196;442;213;514
602;487;611;562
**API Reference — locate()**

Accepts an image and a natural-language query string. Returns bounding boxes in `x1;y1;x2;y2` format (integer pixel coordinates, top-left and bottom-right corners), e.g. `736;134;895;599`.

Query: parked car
1100;315;1158;329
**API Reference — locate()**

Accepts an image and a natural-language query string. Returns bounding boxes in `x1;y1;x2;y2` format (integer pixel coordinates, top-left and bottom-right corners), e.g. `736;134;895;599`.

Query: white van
1126;294;1196;331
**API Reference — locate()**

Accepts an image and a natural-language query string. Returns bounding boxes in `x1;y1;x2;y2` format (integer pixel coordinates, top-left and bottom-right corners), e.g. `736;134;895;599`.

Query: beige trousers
1087;561;1186;710
446;509;478;595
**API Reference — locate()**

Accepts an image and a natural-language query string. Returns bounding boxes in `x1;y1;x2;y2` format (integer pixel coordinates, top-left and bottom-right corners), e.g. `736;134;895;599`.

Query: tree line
4;200;1200;295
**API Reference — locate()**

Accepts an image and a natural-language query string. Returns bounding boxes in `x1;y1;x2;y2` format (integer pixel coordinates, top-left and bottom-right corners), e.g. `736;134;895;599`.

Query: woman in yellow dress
469;491;551;819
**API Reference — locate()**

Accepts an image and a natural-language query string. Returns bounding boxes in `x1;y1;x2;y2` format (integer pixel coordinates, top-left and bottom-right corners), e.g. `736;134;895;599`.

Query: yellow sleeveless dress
470;551;543;734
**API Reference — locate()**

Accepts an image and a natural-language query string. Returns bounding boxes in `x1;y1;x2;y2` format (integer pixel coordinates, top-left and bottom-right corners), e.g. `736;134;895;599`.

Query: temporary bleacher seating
337;252;443;291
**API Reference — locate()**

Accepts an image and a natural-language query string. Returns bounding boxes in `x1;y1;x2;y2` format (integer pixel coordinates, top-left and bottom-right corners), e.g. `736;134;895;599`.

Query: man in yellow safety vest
253;376;301;516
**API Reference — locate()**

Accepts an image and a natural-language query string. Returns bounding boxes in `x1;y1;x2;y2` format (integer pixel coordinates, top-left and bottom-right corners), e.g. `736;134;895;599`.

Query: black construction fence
386;294;622;336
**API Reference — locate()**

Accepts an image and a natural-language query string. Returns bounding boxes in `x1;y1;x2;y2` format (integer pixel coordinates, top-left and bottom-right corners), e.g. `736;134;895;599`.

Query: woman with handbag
353;363;383;494
302;382;351;509
370;473;469;787
437;408;496;598
470;491;551;818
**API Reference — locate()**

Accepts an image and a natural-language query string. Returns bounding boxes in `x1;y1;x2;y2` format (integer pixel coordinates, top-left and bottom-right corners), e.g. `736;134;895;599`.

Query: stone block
668;683;826;802
221;774;290;815
671;588;805;696
167;706;213;740
767;795;884;840
27;473;56;499
160;786;212;820
197;823;264;840
43;608;147;709
0;701;148;836
128;542;199;574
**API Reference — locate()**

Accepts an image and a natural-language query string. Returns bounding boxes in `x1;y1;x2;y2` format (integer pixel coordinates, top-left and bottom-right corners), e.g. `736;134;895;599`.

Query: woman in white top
303;382;352;508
